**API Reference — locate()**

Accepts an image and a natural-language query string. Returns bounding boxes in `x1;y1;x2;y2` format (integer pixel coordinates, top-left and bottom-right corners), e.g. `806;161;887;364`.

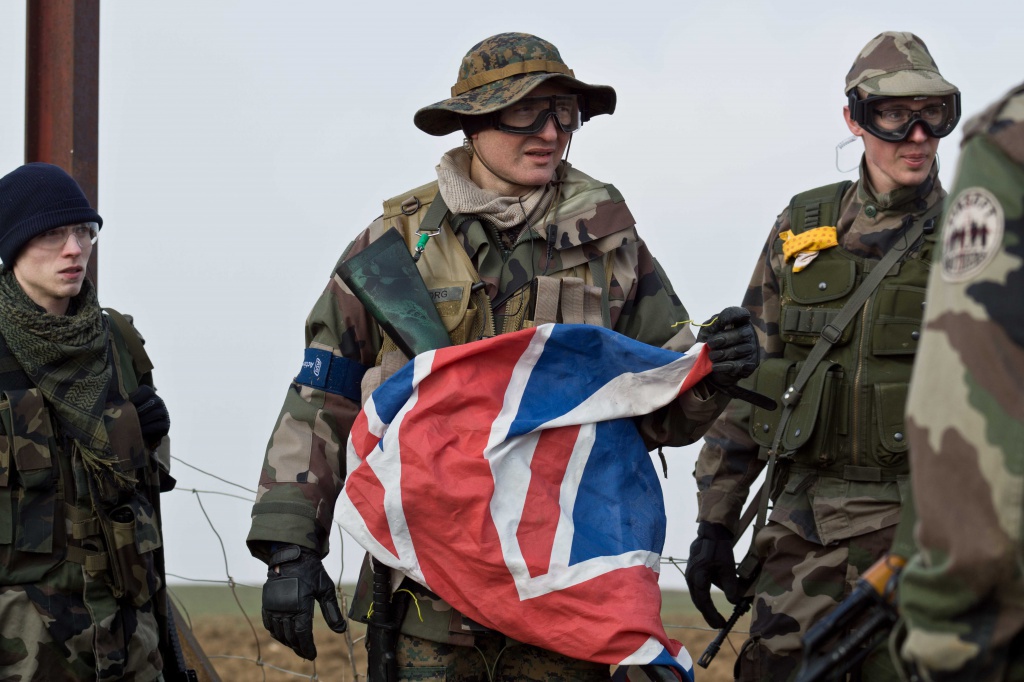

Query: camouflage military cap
845;32;958;98
414;32;616;137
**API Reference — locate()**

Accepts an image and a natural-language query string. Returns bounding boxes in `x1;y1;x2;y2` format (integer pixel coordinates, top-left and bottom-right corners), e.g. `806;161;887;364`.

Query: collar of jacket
452;165;637;254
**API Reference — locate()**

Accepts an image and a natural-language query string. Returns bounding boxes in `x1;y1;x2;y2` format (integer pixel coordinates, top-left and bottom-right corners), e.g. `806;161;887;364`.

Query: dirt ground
186;613;745;682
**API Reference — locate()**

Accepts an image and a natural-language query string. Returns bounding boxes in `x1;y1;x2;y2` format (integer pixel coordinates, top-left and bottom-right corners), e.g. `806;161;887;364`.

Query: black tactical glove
685;521;742;629
129;384;170;446
262;545;347;660
697;306;759;387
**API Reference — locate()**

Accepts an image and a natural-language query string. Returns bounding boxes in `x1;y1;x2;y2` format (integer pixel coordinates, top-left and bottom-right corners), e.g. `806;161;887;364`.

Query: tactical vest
0;310;164;607
360;174;620;401
748;182;937;479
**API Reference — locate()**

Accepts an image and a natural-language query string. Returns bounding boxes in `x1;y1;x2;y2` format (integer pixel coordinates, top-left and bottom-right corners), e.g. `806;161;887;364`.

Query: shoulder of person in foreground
899;80;1024;679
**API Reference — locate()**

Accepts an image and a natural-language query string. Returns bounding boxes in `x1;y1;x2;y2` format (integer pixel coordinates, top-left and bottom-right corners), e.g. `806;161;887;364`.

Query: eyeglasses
848;93;961;142
31;223;99;250
495;95;582;135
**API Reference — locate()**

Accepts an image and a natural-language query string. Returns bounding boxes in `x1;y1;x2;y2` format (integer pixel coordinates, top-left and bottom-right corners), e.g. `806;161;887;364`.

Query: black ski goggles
848;92;961;142
494;94;583;135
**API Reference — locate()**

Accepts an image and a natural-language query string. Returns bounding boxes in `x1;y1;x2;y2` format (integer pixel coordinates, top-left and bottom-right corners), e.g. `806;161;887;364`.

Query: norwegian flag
338;324;711;679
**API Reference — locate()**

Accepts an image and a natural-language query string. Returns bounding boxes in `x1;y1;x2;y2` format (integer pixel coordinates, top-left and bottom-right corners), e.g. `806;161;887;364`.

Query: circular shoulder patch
940;187;1005;282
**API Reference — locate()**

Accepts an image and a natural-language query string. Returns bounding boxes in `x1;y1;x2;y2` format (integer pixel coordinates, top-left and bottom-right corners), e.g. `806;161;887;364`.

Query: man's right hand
697;306;759;387
261;545;347;660
685;521;742;629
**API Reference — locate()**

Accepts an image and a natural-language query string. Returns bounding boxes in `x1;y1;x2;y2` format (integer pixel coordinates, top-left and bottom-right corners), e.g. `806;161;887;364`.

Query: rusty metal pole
25;0;101;286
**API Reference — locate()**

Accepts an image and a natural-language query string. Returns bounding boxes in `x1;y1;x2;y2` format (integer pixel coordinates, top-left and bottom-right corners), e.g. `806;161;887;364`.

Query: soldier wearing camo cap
246;31;757;680
898;81;1024;682
685;31;960;681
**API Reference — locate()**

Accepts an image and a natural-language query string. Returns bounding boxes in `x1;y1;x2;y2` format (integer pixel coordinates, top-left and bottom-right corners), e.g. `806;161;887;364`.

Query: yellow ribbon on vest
779;226;838;272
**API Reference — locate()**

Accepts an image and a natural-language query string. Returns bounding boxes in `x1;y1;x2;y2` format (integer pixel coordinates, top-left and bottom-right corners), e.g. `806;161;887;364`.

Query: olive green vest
748;183;937;479
0;310;164;606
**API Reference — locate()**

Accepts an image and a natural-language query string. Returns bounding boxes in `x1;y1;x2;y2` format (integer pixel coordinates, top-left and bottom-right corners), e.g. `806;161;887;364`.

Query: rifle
365;558;399;682
793;553;906;682
696;490;766;668
167;597;220;681
150;441;206;681
697;591;752;667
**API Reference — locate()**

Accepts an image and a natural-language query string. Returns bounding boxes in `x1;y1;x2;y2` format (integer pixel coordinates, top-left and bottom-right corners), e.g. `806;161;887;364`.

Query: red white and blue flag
338;324;711;679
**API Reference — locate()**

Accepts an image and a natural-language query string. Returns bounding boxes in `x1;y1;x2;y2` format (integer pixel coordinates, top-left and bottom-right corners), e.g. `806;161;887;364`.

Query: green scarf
0;269;127;485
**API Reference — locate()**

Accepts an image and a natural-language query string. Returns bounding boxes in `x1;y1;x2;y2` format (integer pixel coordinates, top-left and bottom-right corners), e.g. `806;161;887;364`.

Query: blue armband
295;348;368;402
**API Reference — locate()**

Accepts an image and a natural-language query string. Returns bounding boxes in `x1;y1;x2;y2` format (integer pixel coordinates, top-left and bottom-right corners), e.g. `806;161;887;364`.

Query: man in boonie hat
686;31;961;682
249;31;756;681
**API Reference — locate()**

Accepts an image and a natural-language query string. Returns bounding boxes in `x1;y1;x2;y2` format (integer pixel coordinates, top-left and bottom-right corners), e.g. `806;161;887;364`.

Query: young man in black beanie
0;162;174;681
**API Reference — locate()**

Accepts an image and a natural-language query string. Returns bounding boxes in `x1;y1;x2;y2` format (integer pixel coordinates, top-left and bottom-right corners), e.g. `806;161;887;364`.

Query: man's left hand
129;384;170;446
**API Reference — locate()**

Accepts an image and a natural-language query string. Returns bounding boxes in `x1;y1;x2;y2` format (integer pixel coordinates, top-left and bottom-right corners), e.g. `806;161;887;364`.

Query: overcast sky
1;1;1021;596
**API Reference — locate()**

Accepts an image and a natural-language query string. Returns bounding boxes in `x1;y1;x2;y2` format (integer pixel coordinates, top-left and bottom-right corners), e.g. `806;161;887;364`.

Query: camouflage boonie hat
414;32;616;137
845;32;958;98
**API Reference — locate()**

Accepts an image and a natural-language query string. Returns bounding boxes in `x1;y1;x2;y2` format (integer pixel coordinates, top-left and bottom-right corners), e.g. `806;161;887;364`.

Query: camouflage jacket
0;310;167;679
899;83;1024;679
694;160;945;546
248;163;729;561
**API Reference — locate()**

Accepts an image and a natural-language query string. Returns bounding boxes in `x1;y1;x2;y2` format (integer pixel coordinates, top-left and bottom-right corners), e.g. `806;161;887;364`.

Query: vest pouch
780;258;857;346
7;389;57;554
750;358;844;464
871;284;926;356
0;390;66;582
750;359;795;449
98;493;162;607
874;382;910;467
428;280;482;347
786;257;856;305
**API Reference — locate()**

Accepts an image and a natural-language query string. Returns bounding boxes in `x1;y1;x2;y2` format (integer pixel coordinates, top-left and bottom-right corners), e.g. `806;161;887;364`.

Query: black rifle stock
793;554;906;682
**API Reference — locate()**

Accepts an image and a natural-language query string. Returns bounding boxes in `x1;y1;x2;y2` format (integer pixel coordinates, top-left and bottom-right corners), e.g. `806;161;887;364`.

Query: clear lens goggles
849;93;961;142
32;222;99;250
495;95;582;135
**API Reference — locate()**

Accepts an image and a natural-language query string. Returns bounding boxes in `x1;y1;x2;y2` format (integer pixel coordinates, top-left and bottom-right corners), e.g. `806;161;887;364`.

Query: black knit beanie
0;162;103;265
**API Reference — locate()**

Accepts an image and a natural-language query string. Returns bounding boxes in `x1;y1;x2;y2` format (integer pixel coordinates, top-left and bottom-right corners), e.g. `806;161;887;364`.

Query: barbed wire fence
164;454;749;681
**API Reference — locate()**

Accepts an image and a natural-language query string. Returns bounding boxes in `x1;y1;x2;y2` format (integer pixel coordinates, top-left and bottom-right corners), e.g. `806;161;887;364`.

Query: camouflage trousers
392;631;610;681
0;564;163;681
735;521;900;682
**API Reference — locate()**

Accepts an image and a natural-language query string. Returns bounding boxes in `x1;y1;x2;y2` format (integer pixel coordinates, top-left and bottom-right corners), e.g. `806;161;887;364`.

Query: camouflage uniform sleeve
694;213;787;533
614;237;731;448
899;92;1024;677
247;222;384;563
